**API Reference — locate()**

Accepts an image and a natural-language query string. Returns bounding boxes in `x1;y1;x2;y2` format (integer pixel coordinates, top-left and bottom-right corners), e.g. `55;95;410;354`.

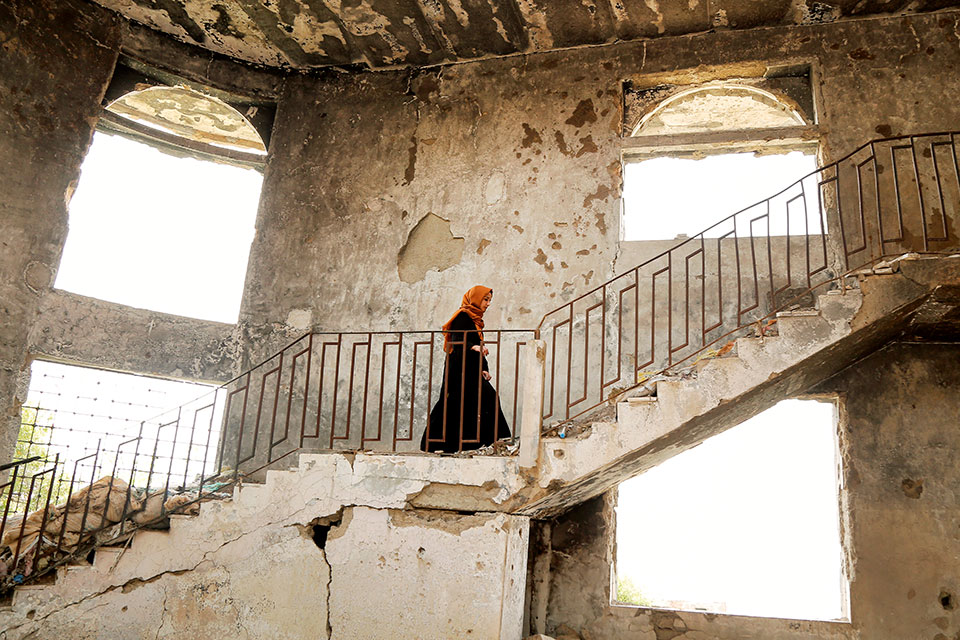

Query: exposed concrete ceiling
87;0;960;71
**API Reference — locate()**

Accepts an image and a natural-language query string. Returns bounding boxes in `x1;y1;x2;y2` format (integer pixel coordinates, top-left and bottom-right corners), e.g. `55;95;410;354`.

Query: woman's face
480;291;493;312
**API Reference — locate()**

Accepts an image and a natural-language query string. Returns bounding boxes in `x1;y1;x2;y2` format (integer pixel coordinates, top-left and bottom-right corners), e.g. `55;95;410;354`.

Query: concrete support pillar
519;339;545;470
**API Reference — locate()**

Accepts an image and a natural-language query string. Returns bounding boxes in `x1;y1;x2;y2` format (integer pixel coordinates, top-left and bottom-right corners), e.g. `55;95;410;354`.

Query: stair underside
4;257;957;621
515;255;960;517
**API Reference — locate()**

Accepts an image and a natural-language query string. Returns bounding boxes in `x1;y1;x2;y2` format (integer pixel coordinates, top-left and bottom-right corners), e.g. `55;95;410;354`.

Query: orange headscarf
442;285;492;353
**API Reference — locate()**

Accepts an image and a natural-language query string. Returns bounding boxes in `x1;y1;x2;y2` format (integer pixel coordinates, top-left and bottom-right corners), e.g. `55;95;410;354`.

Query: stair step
233;483;268;508
734;334;781;360
617;396;657;424
55;563;90;584
298;452;338;473
265;469;286;487
776;308;819;317
11;584;51;608
693;354;748;386
651;378;685;421
774;312;825;340
817;288;862;311
92;547;125;570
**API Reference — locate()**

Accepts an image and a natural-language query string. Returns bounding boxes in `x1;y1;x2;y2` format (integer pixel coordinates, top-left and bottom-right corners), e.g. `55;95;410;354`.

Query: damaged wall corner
397;212;465;283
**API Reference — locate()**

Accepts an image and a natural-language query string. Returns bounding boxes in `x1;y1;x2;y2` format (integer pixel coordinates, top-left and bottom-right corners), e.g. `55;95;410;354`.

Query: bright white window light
22;360;220;486
621;151;819;241
55;131;261;323
615;398;847;621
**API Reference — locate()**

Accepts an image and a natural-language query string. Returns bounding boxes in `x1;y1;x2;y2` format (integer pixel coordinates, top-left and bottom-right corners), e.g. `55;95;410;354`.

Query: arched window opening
614;398;849;622
632;84;807;137
55;85;266;323
621;82;819;242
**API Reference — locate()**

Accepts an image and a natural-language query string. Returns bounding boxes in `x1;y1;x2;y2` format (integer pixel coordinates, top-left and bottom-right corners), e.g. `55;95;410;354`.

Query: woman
420;286;511;453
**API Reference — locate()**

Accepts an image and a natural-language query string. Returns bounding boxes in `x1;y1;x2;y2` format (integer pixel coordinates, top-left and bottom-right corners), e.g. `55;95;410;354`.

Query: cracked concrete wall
4;3;960;434
813;342;960;640
0;451;531;640
534;342;960;639
28;290;241;383
238;46;622;363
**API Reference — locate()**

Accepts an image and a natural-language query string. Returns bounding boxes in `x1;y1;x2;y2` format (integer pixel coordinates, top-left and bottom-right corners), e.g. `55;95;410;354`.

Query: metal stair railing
0;328;535;593
1;131;958;593
537;131;960;427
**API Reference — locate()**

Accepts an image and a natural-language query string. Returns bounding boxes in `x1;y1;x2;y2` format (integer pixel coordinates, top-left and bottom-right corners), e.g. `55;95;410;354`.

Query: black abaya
420;311;511;453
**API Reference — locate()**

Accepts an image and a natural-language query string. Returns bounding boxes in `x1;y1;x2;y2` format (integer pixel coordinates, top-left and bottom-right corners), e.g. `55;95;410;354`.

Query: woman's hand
471;345;490;356
482;371;491;381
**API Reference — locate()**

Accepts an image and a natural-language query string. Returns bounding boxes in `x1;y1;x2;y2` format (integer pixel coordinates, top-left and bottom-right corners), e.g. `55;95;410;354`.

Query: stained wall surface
536;342;960;639
0;451;532;640
0;0;121;464
2;6;960;638
3;0;960;439
239;9;960;362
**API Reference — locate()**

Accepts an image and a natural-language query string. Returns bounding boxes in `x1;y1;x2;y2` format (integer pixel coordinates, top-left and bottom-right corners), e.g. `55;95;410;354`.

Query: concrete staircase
1;255;957;638
0;448;528;638
518;254;960;516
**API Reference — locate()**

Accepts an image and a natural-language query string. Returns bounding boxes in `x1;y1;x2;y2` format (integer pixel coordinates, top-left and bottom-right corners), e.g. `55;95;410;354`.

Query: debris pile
0;473;231;589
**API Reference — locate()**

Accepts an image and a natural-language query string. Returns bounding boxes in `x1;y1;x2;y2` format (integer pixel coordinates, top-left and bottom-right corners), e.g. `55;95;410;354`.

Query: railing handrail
534;129;960;427
538;129;960;330
4;129;959;594
0;457;42;473
191;327;536;405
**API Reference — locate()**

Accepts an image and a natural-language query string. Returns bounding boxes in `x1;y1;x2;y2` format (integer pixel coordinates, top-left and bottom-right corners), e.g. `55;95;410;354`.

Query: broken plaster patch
484;170;506;205
23;261;53;294
388;508;492;535
286;309;313;332
397;213;465;283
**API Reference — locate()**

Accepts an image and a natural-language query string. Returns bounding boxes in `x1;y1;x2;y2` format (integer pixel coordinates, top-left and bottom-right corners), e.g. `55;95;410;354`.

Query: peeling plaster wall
238;10;960;364
0;0;262;465
4;3;960;443
535;342;960;639
79;0;960;71
815;342;960;640
240;54;623;361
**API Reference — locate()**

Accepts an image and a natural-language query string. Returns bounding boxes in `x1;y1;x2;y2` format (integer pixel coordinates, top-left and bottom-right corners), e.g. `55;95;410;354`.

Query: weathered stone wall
239;10;960;368
4;1;960;446
818;342;960;639
0;0;121;464
0;0;267;464
536;342;960;639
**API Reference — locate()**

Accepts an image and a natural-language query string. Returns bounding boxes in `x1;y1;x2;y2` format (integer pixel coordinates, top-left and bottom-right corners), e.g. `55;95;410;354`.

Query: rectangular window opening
621;148;821;242
14;360;221;511
55;128;262;324
614;397;850;622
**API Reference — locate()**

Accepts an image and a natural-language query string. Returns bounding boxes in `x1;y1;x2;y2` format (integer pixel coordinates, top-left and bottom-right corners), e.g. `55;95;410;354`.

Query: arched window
55;86;266;323
621;83;818;241
632;84;807;137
